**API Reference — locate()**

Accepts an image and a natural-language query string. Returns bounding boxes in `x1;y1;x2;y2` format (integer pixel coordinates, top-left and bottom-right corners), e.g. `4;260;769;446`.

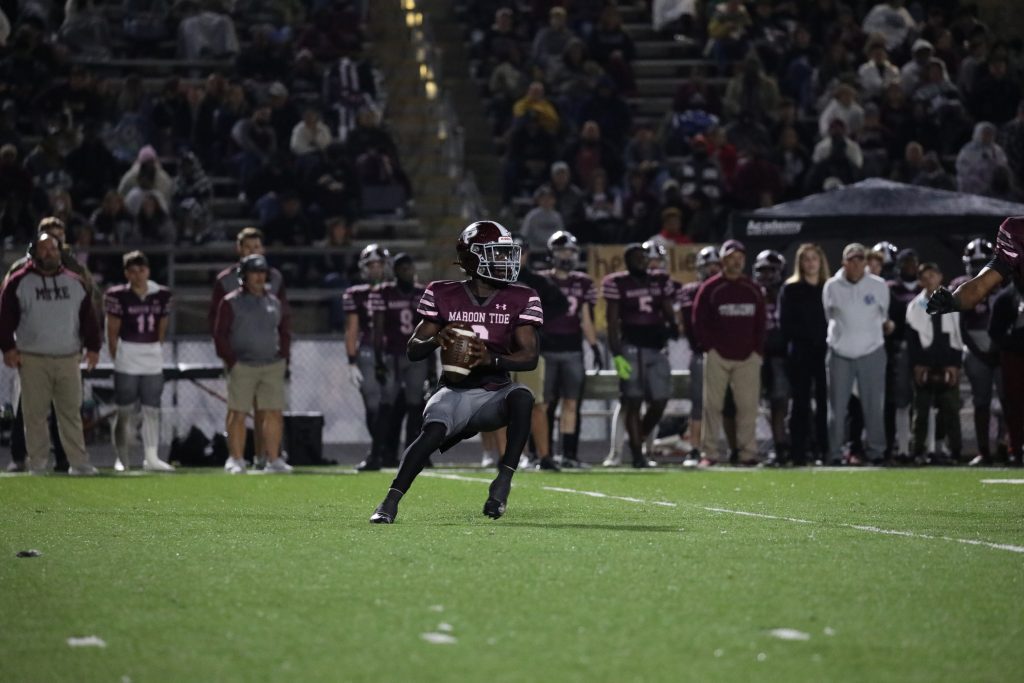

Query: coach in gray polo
823;242;892;465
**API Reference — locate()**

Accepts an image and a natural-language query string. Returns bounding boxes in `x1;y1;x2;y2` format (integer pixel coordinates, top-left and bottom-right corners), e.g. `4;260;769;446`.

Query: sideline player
754;249;789;464
105;251;175;471
603;243;679;468
345;244;391;471
369;221;544;523
540;231;600;467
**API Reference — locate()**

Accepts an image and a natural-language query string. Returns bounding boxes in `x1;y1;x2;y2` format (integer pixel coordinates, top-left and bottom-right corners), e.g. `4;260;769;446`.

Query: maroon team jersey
104;283;172;343
343;283;375;347
993;216;1024;292
369;282;426;355
417;280;543;389
602;270;673;348
540;270;597;350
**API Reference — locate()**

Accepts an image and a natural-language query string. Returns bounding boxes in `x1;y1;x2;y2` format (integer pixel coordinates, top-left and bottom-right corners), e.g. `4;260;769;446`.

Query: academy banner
586;243;707;333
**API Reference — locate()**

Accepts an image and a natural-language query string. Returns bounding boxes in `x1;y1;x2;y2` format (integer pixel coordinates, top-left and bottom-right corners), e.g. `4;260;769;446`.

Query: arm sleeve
518;294;544;326
213;299;236;367
0;275;21;352
79;287;102;352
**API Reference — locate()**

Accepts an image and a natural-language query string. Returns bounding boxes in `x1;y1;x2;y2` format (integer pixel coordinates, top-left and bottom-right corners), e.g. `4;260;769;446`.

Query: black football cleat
536;457;560;471
356;457;382;472
369;500;397;524
483;470;512;519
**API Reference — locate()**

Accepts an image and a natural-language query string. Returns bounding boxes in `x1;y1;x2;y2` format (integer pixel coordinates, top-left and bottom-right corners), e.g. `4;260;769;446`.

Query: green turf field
2;467;1022;683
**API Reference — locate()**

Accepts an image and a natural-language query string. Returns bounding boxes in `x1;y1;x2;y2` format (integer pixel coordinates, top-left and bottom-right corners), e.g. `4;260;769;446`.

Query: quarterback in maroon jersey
370;221;544;524
104;251;175;471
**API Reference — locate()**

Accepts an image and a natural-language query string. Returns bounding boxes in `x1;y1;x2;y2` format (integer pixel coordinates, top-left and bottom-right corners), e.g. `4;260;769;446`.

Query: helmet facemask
471;240;521;283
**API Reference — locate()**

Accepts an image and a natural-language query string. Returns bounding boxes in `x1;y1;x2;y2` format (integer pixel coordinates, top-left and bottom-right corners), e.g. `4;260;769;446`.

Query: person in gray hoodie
0;232;101;475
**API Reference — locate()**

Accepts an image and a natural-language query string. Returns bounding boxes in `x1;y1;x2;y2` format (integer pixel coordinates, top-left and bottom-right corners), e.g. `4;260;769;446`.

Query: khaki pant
19;353;90;471
702;349;762;462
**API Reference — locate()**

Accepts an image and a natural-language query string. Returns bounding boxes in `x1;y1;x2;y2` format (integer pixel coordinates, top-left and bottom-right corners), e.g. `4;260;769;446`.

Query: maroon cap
720;239;746;257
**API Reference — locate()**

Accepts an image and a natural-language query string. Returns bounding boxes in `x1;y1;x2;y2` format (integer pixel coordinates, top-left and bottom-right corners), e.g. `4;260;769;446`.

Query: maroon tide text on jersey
369;283;426;355
417;280;543;389
105;284;172;344
343;283;375;347
602;270;673;348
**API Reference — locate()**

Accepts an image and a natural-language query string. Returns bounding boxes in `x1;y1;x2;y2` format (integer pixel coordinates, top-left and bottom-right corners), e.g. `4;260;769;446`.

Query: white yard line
980;479;1024;485
424;473;1024;556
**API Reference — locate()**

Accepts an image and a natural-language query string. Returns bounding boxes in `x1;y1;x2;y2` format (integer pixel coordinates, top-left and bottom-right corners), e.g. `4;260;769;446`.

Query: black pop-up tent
728;179;1024;276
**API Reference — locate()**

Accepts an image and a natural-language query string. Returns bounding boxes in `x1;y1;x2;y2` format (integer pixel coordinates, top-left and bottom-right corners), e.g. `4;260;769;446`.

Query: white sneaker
223;457;247;474
113;457;128;472
143;458;175;472
264;457;293;474
480;453;496;468
69;464;99;476
602;453;622;467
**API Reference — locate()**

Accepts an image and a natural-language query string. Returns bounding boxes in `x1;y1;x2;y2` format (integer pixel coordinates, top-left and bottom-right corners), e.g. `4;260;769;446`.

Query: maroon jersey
678;280;702;351
540;270;597;351
104;283;172;343
993;216;1024;292
417;280;543;389
369;282;426;355
602;270;674;348
343;283;374;347
761;284;785;356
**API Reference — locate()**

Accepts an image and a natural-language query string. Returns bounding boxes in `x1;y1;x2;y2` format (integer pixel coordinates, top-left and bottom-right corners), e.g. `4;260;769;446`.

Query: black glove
591;343;604;371
925;287;956;315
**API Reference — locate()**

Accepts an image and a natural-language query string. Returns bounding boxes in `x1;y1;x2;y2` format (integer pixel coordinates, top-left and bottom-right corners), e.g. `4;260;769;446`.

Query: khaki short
510;355;545;402
227;360;286;412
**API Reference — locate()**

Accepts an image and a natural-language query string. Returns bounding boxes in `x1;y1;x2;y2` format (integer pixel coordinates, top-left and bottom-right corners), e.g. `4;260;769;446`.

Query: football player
540;231;600;467
365;253;429;469
885;248;919;461
871;241;899;281
345;244;391;471
928;217;1024;314
949;239;1002;466
602;243;679;468
754;249;789;464
105;251;175;471
208;227;287;468
369;221;545;523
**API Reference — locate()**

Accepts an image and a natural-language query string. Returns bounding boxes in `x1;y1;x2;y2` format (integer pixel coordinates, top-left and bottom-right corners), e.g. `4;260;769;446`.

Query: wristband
348;355;357;365
492;355;502;369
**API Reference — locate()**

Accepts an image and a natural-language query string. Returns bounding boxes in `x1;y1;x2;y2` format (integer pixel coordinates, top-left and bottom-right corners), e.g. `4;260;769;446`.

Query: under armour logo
496;303;507;310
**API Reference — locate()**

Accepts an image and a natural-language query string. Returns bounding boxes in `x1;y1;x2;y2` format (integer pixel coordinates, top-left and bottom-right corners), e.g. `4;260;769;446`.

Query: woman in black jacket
779;243;830;465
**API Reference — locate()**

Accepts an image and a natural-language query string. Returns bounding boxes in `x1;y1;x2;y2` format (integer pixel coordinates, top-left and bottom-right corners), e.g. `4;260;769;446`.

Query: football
441;327;477;384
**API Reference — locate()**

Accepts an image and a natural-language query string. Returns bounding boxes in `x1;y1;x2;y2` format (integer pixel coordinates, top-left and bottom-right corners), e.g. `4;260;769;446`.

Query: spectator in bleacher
296;3;363;62
289;48;323;97
587;5;635;94
900;39;933;96
545;38;602;125
624;125;665;183
724;111;772;156
127;190;175;244
650;206;691;247
732;144;783;209
232;102;278;186
879;82;913;156
23;133;73;199
956;122;1009;196
808;118;862;190
236;25;289;81
988;166;1024;203
502;112;555;205
660;89;720;157
0;100;22;152
37;65;102;129
173;151;214;242
858;38;901;102
488;44;528;136
723;54;780;125
861;0;915;54
322;48;378;142
580;168;623;244
911;59;966;150
673;65;723;118
957;34;988;99
268;82;300;149
706;0;752;66
0;25;57;111
520;185;563;252
772;125;811;200
889;140;924;184
347;108;413;206
834;4;867;57
532;6;575;70
1000;101;1024;186
906;262;962;464
48;190;87;243
262;190;317;248
549;160;585;234
577;77;632;149
0;144;34;241
150;78;193;155
90;190;135;245
513;81;560;136
622;168;659;242
560;120;623;189
810;41;855;108
747;0;789;71
66;121;118;208
705;124;739;188
308;142;358;219
118;145;174;207
818;83;864;139
675;134;723;218
969;54;1023;127
290;106;333;160
911;151;955;190
779;243;830;466
480;7;525;78
177;0;240;60
856;103;894;178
